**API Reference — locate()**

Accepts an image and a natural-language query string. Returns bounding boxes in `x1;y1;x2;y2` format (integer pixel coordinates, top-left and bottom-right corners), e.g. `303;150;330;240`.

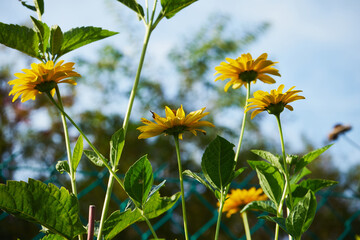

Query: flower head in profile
8;60;81;102
221;187;267;218
245;84;305;119
137;105;215;140
214;53;281;92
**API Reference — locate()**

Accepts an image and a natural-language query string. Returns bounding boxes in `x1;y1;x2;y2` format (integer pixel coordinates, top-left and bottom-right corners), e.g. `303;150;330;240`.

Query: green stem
275;114;293;240
214;82;251;240
98;2;159;238
46;93;125;189
139;209;159;239
53;88;82;240
55;87;77;196
241;211;251;240
234;82;251;163
214;188;224;240
174;135;189;240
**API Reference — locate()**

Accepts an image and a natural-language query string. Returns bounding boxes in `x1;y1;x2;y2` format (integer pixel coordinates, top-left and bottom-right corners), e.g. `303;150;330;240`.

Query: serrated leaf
144;191;181;219
116;0;144;18
201;135;235;190
55;160;70;174
49;25;64;57
30;16;50;55
72;135;83;172
147;180;166;201
124;155;153;208
84;149;106;167
58;27;118;58
248;160;284;208
103;209;142;239
0;22;41;59
294;145;332;173
19;0;36;11
251;150;284;173
34;0;45;16
40;234;65;240
160;0;198;19
110;128;125;167
291;167;312;185
0;179;86;239
183;170;215;193
241;200;277;215
232;167;246;181
286;190;317;238
260;215;287;232
299;179;337;193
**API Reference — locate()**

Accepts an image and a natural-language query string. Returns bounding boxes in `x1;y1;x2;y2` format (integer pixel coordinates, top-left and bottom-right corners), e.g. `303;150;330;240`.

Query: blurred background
0;0;359;239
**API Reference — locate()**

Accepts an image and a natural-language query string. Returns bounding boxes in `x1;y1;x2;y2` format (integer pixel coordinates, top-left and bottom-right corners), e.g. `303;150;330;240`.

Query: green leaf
291;167;311;185
248;160;284;208
103;209;142;239
286;190;317;238
201;135;235;190
241;200;277;215
34;0;45;16
124;155;154;207
0;22;41;59
0;179;86;239
183;169;215;193
148;180;166;200
19;1;36;11
110;128;125;167
299;179;338;193
58;27;118;58
72;135;83;172
55;160;70;174
116;0;144;18
30;16;50;56
144;191;181;219
160;0;198;19
84;149;106;167
260;215;287;232
49;25;64;57
251;150;284;173
40;234;65;240
232;167;246;180
294;145;332;173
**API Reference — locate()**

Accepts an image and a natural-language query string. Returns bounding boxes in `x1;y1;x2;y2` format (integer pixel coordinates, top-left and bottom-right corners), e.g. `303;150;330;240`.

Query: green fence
1;153;359;240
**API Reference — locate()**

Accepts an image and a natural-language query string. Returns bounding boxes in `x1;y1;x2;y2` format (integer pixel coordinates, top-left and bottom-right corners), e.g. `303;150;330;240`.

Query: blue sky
1;0;360;172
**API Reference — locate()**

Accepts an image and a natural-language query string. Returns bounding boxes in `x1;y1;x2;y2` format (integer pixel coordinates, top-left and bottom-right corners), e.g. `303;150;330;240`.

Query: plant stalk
174;135;189;240
275;114;293;240
54;87;82;240
97;2;158;237
214;82;251;239
241;211;251;240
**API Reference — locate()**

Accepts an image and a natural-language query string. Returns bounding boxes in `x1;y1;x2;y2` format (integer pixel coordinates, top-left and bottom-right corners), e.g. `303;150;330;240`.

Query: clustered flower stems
214;81;251;240
173;135;190;240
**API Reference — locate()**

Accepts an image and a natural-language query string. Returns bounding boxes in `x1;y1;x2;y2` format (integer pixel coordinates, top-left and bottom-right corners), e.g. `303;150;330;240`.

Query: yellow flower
222;187;267;218
137;105;215;140
245;84;305;119
8;60;81;102
214;53;281;92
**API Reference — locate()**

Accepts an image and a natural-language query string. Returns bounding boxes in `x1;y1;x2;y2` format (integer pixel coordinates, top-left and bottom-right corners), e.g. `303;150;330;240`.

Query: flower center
266;103;285;116
164;125;188;136
34;80;57;93
239;70;258;83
